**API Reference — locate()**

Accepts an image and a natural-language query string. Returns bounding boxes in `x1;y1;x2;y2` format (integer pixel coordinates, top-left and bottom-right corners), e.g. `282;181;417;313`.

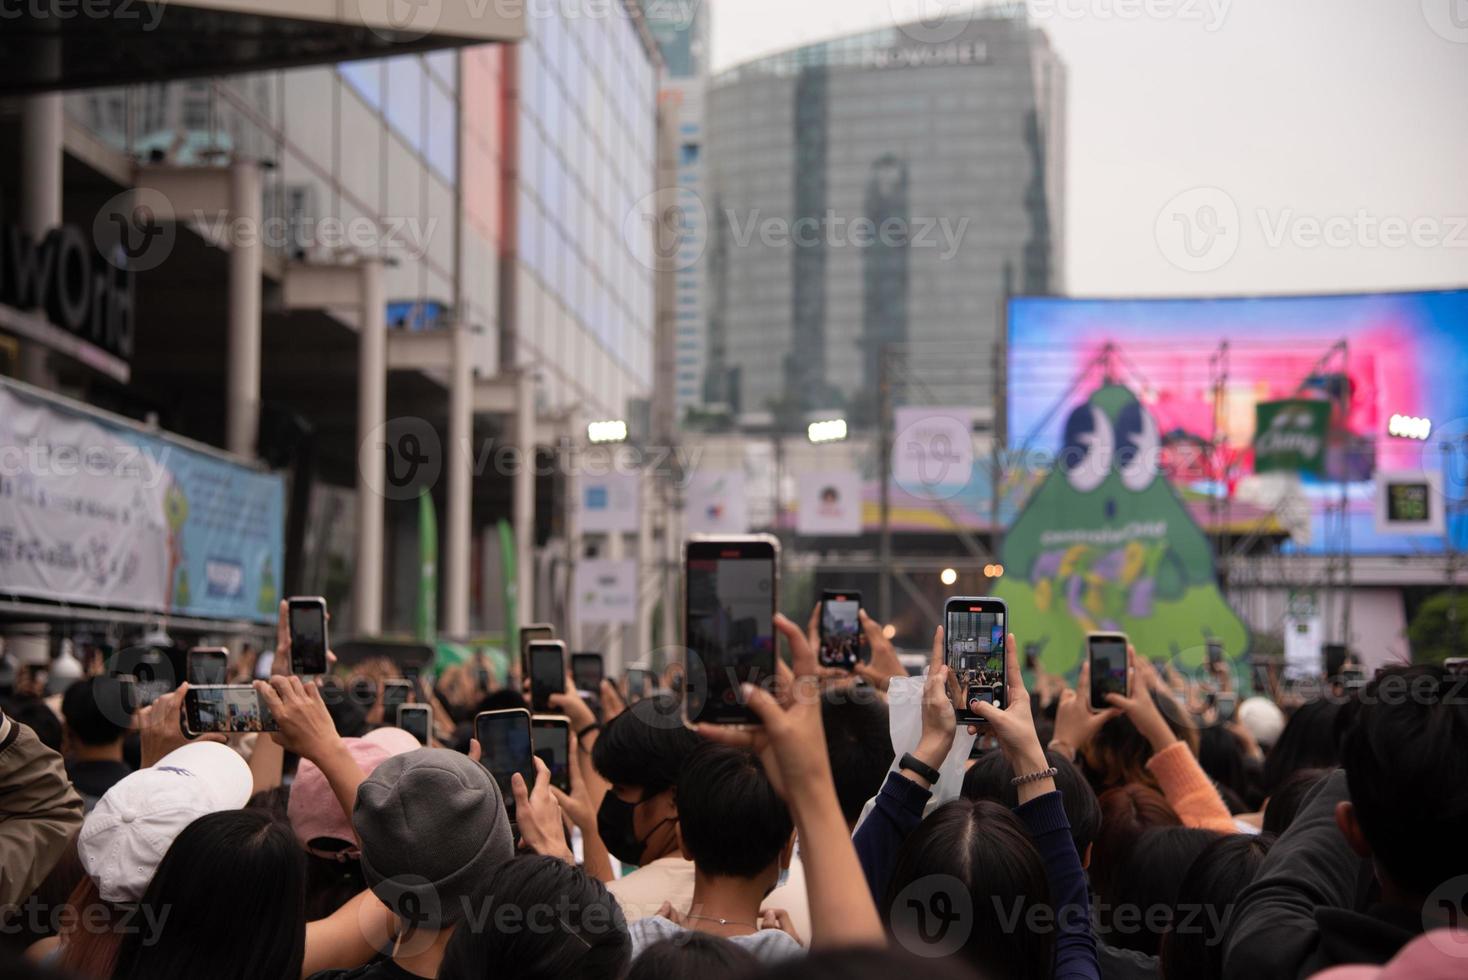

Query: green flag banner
1254;399;1330;475
416;493;438;642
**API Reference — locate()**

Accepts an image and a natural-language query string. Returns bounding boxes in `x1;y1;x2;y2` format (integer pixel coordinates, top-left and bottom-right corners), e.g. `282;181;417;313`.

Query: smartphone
184;685;277;734
528;642;566;711
1087;632;1130;710
287;597;329;676
519;624;556;678
111;645;180;707
571;652;604;694
1024;642;1041;674
1214;691;1238;722
625;667;657;702
1206;638;1224;668
819;590;864;671
684;535;779;727
381;679;412;716
531;714;573;794
397;703;432;745
187;647;229;686
475;708;535;820
943;596;1008;726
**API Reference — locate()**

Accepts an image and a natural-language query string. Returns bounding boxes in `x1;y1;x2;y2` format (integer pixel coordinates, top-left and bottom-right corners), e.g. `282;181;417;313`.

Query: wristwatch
899;752;941;786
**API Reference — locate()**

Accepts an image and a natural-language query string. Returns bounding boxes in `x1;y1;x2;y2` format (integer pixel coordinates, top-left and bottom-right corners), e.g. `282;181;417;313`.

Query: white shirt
629;913;804;965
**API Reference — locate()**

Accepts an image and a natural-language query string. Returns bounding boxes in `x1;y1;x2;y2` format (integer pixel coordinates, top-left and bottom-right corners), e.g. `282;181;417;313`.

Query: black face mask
597;792;673;868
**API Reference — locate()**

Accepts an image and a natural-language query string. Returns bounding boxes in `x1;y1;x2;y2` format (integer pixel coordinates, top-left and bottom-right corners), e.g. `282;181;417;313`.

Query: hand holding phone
475;709;535;821
684;535;779;726
531;715;572;793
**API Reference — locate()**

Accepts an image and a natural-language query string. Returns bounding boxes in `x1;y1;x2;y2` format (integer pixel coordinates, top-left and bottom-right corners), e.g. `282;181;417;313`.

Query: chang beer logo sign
1254;399;1330;475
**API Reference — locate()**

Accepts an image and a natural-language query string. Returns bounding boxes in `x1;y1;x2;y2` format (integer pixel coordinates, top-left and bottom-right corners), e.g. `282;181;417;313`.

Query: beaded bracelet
1010;766;1059;786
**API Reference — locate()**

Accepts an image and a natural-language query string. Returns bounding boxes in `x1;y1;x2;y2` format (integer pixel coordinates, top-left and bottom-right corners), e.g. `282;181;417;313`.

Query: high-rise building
637;0;710;417
703;11;1066;428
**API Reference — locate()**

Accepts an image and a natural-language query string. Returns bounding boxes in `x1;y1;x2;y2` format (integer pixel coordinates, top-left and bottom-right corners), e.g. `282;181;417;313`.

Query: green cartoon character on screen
994;384;1248;675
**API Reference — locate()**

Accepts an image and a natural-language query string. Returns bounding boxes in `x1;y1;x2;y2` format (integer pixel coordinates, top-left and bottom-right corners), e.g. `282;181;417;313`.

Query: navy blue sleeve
853;770;932;909
1013;790;1100;980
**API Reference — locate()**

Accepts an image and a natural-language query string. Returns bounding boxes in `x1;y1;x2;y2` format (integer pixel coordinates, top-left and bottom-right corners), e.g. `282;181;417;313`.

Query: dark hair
748;947;981;980
1340;665;1468;897
320;679;368;738
1158;832;1275;979
1261;767;1328;836
1261;699;1342;795
883;799;1053;980
592;693;699;793
820;693;893;826
4;697;63;752
675;743;793;878
439;855;630;980
479;689;530;713
60;677;129;747
1196;724;1260;812
626;933;760;980
963;747;1101;861
1105;826;1221;955
1083;690;1195;793
1089;783;1180;913
113;809;306;980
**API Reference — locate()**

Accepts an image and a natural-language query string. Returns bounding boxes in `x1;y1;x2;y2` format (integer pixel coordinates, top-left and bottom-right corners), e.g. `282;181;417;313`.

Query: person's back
628;742;801;964
1224;666;1468;979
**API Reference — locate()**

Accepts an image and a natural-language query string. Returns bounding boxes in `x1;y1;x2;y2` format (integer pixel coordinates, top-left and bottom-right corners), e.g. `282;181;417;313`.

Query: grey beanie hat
353;748;514;928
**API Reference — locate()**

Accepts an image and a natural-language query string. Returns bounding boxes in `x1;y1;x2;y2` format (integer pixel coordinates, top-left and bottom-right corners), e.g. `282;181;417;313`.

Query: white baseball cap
78;741;252;903
1237;696;1286;749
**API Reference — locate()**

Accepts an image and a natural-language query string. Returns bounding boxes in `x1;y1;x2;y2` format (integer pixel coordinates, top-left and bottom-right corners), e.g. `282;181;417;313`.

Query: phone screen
626;669;655;701
112;646;180;707
571;653;604;694
531;718;572;794
1214;692;1238;722
476;711;535;818
1206;639;1224;667
944;599;1007;725
519;625;555;676
1089;634;1130;709
529;643;566;711
187;649;228;686
685;539;777;726
287;599;328;675
382;680;411;714
186;685;277;734
398;706;431;745
819;593;862;671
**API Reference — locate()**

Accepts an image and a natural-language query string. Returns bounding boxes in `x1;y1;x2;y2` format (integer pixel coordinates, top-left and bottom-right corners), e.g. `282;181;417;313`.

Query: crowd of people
0;599;1465;980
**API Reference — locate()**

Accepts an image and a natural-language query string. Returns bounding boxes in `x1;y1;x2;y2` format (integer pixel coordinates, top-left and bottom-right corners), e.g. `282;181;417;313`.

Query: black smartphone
382;679;412;716
184;685;277;734
684;535;779;727
475;708;535;820
187;647;229;686
528;641;567;712
1213;691;1238;722
1206;638;1224;668
571;652;604;694
625;667;657;702
943;596;1008;726
519;624;555;678
287;596;329;675
819;590;863;671
531;714;573;794
397;703;432;745
1088;631;1130;711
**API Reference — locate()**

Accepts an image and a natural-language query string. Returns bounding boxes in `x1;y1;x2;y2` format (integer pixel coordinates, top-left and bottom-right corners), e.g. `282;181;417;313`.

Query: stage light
940;567;958;586
587;419;629;444
1388;414;1432;441
807;418;849;444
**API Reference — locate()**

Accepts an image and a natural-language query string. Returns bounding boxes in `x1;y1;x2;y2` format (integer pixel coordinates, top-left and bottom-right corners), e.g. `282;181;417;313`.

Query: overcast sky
708;0;1468;298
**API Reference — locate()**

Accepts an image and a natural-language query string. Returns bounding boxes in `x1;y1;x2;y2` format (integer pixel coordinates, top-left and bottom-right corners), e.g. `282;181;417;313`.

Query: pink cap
1311;931;1468;980
288;728;420;858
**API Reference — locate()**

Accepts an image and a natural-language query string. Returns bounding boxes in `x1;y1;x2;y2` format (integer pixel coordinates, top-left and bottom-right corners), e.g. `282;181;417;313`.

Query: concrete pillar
513;371;536;633
20;94;62;386
563;421;583;652
661;480;680;665
354;261;386;636
605;518;624;672
444;326;473;637
226;160;263;458
632;469;654;675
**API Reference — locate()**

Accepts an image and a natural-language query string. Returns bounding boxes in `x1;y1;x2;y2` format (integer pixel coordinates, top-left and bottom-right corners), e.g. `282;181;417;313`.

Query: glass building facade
511;3;659;419
703;13;1066;427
